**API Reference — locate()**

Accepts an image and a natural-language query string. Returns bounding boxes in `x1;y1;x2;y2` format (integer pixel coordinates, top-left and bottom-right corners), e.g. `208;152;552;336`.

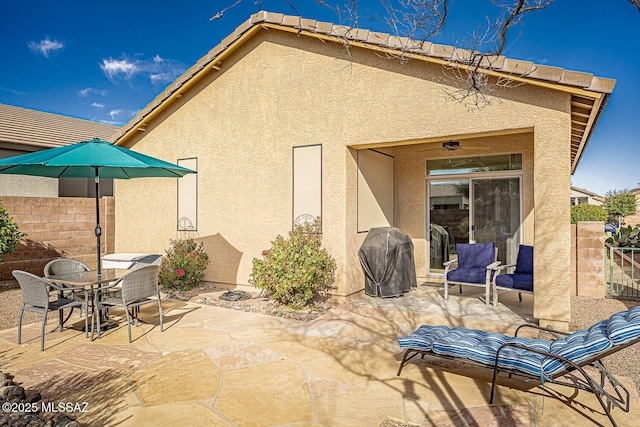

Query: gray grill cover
358;227;417;297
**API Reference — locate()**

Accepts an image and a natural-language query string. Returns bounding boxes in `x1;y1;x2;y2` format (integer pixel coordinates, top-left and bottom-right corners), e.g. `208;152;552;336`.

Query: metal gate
605;244;640;299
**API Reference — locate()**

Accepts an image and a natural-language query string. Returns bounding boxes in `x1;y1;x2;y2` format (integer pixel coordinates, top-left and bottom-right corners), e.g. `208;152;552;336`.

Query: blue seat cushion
457;243;495;269
447;267;488;284
514;244;534;275
495;273;533;291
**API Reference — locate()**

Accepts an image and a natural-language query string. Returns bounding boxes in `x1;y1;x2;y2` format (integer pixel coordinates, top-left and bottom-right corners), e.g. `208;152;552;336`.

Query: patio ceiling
113;11;615;174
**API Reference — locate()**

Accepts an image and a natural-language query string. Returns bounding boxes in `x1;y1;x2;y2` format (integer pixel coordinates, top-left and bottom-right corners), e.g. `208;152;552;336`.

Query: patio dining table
46;268;130;332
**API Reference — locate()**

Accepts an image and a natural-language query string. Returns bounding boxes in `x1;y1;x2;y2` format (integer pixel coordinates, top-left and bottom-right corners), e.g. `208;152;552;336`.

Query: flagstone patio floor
1;283;638;426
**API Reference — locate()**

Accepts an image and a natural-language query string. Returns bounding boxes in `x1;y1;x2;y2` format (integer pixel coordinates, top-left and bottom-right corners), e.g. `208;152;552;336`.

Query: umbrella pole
94;167;102;276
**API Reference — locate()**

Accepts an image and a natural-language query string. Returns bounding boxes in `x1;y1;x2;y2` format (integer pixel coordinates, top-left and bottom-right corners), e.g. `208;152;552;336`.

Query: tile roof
114;11;616;172
571;186;603;199
0;104;117;151
430;183;466;198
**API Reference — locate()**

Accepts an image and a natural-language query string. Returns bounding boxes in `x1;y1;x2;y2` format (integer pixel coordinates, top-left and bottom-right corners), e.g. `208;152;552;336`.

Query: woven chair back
13;270;51;308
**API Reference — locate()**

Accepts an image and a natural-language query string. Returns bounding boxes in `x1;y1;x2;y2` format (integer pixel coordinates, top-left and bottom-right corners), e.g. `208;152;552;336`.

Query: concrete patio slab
0;284;638;426
131;349;221;404
215;359;314;426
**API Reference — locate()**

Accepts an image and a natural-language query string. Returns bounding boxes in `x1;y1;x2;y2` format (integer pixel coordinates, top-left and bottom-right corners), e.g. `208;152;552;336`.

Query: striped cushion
398;307;640;381
398;325;453;351
607;306;640;345
399;325;552;377
542;320;611;376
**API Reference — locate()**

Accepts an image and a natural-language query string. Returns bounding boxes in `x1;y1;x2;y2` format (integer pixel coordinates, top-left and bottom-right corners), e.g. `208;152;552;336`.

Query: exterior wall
533;121;573;330
572;221;605;298
0;176;58;197
115;30;573;323
624;191;640;226
0;148;63;197
0;196;115;280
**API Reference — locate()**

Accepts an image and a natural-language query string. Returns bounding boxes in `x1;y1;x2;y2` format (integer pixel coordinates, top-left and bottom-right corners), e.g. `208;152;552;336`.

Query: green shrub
249;218;336;309
159;239;210;290
570;204;608;224
0;200;25;264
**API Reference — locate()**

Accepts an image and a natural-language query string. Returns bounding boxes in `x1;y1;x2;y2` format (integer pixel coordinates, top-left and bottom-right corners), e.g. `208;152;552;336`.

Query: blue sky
1;0;638;195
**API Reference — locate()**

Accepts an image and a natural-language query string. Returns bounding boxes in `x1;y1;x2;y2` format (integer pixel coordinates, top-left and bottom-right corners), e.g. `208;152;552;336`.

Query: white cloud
150;73;174;84
109;109;125;120
28;37;64;58
101;58;140;80
92;102;105;108
0;86;27;96
79;87;108;97
108;109;137;122
100;54;185;84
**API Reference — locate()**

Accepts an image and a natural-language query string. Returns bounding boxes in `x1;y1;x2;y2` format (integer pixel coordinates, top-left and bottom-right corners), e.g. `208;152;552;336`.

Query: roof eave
114;11;617;161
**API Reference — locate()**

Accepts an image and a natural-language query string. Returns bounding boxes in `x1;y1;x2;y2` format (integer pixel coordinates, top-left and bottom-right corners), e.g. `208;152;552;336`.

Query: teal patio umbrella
0;138;196;274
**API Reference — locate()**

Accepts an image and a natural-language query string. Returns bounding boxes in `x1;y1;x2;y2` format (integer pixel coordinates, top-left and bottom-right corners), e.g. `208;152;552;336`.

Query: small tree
604;189;637;225
0;199;25;264
570;203;607;224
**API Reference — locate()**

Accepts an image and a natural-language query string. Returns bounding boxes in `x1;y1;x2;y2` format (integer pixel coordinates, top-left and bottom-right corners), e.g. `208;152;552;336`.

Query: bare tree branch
492;0;553;55
629;0;640;12
377;0;449;42
211;1;557;107
210;0;243;20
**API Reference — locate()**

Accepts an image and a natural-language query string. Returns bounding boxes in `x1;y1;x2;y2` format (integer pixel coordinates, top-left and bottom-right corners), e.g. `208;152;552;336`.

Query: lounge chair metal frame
397;323;640;427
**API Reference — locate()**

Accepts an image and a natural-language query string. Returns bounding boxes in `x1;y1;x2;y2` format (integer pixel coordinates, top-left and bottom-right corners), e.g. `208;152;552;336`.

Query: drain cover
219;290;251;301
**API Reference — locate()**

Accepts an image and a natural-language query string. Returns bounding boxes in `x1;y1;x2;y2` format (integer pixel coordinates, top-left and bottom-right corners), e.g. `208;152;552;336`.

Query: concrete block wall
572;221;605;298
0;196;115;280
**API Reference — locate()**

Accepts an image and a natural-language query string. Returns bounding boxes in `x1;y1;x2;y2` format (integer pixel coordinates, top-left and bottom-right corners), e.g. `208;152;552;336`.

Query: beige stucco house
112;11;615;329
624;184;640;226
570;186;604;206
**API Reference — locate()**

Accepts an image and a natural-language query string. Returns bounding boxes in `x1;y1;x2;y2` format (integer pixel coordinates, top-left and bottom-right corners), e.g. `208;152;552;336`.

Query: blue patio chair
397;306;640;427
443;242;499;305
492;244;533;306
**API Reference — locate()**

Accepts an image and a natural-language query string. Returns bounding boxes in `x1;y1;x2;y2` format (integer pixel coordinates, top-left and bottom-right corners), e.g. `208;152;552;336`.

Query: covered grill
358;227;417;297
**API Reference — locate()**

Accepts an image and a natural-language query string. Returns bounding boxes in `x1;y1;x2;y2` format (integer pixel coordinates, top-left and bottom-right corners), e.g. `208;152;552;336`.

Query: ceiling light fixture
442;141;460;151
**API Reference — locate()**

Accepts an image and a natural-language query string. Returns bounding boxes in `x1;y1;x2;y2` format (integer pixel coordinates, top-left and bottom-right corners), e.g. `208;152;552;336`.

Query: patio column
533;121;572;331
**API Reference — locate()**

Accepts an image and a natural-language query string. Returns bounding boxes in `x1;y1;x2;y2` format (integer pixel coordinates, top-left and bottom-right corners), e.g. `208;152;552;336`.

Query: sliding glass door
426;154;522;275
471;177;521;266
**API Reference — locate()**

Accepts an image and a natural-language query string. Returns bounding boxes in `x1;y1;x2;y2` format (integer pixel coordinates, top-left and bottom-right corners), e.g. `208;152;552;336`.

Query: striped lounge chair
397;306;640;427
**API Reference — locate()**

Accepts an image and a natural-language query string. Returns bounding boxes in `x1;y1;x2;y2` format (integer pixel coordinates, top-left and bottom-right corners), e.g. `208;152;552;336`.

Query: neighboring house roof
113;11;615;173
0;103;117;152
571;186;604;199
430;183;466;198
